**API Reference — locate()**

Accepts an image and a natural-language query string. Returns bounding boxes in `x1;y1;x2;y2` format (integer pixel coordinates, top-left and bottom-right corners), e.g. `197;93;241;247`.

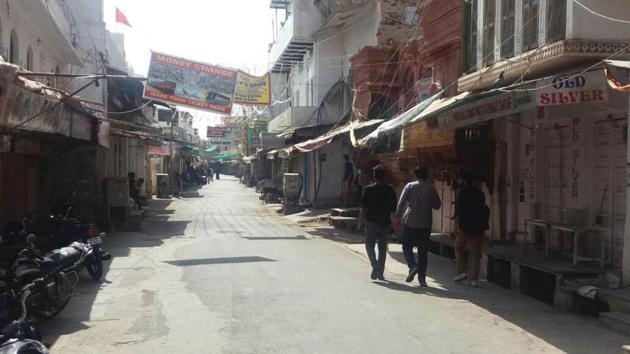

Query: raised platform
484;242;606;307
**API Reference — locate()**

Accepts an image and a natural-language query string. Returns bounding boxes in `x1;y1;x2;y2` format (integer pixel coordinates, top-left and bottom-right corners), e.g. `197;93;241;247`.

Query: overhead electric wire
572;0;630;25
373;3;547;121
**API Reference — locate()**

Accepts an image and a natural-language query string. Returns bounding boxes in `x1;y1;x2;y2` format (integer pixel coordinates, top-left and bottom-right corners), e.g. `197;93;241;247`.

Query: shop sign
207;126;230;138
537;71;608;106
148;145;169;156
448;91;534;129
234;72;271;105
568;118;583;204
525;128;536;202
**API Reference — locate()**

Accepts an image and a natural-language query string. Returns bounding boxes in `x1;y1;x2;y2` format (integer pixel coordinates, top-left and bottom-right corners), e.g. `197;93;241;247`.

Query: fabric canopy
293;119;383;153
604;60;630;92
359;91;444;146
205;145;219;153
210;153;239;161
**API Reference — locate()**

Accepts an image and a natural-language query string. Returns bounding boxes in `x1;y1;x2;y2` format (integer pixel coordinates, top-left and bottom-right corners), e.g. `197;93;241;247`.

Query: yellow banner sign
234;72;271;105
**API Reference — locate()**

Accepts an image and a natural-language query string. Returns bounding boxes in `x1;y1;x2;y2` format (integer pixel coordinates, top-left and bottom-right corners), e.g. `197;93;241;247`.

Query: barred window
547;0;566;43
501;0;515;58
522;0;539;51
482;0;496;66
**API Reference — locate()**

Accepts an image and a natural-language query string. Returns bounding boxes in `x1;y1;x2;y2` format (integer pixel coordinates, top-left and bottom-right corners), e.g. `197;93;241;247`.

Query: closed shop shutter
545;126;570;223
593;119;627;267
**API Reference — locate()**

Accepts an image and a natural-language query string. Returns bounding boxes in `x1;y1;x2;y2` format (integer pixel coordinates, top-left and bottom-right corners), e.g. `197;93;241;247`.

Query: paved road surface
40;177;627;353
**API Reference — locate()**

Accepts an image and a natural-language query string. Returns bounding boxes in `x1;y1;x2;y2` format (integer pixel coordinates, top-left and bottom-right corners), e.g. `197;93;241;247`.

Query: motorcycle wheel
85;251;103;281
31;296;70;321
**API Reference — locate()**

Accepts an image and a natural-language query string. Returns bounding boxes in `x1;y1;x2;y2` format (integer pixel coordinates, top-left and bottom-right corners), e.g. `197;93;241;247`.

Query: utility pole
168;109;177;195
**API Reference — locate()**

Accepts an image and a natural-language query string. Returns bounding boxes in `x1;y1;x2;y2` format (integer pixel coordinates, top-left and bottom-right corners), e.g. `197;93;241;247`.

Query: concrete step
600;312;630;337
330;208;360;218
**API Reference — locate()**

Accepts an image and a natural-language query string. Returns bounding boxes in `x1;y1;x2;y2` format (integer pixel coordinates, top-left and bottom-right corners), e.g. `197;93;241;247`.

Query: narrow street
34;177;626;353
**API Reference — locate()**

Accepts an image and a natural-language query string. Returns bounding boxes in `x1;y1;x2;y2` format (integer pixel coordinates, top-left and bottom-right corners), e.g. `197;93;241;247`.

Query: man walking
359;165;397;281
396;166;441;287
453;170;489;287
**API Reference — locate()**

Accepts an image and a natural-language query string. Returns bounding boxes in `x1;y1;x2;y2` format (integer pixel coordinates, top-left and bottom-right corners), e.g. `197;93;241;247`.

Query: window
482;0;496;66
547;0;566;43
26;46;33;71
522;0;539;51
403;6;419;25
500;0;515;58
463;0;478;72
9;29;18;64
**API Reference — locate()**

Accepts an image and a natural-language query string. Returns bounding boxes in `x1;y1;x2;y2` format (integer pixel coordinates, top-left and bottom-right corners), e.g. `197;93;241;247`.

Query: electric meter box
283;173;301;198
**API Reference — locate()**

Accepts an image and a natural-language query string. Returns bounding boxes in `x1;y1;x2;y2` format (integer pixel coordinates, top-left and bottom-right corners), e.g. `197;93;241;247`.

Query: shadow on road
366;248;626;353
38;197;191;348
164;256;276;267
306;227;364;244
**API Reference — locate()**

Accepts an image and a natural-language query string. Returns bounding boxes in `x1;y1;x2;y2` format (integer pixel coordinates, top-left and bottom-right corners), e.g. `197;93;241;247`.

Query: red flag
115;8;131;27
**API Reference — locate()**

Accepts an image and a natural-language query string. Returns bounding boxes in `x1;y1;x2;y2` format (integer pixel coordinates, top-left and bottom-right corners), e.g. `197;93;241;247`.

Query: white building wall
0;1;71;73
64;0;108;104
568;0;630;41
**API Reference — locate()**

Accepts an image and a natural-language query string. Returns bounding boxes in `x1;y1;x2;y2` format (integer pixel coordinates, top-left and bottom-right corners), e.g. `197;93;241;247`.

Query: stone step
330;208;360;218
600;312;630;337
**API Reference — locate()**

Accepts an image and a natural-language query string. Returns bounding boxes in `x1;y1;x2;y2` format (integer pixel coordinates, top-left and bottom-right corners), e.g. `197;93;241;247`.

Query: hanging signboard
536;71;608;106
148;144;169;156
144;52;238;114
234;72;271;105
207;126;230;138
446;91;535;129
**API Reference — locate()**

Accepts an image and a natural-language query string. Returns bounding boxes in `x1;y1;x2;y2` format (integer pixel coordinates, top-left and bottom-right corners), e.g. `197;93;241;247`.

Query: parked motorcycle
46;207;111;281
0;278;52;354
0;233;93;323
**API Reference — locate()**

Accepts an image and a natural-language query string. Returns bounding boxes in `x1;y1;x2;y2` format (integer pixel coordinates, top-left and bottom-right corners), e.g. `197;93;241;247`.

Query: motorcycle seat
38;247;81;271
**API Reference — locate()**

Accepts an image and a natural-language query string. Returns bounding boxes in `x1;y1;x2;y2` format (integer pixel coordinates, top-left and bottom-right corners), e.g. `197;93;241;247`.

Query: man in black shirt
359;165;397;281
453;170;489;287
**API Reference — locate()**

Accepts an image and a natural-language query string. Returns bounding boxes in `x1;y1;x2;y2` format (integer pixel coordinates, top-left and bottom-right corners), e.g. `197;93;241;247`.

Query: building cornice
458;40;630;92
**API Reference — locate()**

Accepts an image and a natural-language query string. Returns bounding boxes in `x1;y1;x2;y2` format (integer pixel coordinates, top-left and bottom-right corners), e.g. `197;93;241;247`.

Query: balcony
458;39;630;92
269;1;324;73
268;106;318;133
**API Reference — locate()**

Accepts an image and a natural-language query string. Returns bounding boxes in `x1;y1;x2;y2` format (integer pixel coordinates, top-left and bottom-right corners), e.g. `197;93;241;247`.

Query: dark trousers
365;222;389;275
402;226;431;281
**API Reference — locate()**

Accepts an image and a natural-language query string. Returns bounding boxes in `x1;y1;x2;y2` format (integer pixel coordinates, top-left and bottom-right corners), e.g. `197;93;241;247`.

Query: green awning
205;145;219;153
210;153;240;161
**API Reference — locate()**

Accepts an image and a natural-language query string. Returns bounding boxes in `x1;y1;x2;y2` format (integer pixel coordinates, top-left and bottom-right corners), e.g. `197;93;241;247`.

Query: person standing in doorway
341;154;354;206
453;170;489;287
358;165;397;281
396;166;441;287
